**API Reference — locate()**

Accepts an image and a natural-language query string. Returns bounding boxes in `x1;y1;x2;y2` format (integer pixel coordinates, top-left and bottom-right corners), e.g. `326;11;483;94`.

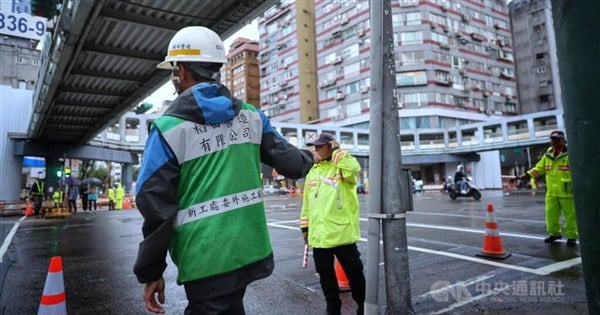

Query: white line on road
267;221;581;276
407;211;545;224
0;216;26;263
414;273;496;300
429;285;511;315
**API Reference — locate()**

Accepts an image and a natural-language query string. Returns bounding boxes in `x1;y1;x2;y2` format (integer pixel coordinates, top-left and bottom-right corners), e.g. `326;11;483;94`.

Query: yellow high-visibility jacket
528;147;573;198
300;149;361;248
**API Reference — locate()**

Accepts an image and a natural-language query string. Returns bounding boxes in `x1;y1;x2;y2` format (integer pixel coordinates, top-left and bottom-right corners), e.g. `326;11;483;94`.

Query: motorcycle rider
454;165;468;194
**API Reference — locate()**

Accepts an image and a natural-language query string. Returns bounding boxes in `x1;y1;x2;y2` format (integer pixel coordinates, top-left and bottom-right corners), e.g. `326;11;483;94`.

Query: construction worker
133;26;313;314
30;177;45;217
520;130;577;246
115;183;124;210
108;185;116;210
300;133;365;315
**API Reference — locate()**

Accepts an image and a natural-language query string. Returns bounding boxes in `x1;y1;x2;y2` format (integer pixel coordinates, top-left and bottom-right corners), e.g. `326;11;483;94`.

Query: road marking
268;221;581;276
429;285;511;315
0;216;26;263
414;273;495;300
407;211;545;224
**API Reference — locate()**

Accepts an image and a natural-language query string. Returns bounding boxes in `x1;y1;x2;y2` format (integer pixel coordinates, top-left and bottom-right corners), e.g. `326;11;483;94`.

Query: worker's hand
302;231;308;244
143;277;166;314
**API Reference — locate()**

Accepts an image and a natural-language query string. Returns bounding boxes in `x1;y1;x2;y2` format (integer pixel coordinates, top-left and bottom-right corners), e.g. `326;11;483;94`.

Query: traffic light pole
551;1;600;313
365;0;414;313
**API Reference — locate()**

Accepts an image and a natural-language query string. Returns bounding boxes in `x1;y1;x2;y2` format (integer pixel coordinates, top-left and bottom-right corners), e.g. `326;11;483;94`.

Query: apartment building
221;37;262;107
257;0;518;183
259;0;518;126
509;0;562;114
0;35;41;90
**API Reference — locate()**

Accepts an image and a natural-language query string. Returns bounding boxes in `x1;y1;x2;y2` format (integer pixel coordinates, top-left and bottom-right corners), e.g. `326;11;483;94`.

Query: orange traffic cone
334;258;350;291
25;202;33;217
38;256;67;315
477;204;511;259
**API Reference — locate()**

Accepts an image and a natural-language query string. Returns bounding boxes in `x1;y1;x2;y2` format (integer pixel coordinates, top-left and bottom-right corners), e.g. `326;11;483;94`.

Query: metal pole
551;1;600;313
366;0;414;314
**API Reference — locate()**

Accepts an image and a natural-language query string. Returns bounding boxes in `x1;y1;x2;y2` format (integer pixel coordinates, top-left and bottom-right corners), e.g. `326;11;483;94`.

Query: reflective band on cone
38;256;67;315
334;258;350;291
476;204;511;260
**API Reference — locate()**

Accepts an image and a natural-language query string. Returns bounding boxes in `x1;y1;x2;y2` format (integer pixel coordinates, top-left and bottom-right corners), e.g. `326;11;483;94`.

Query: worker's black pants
32;195;43;216
313;243;365;315
183;285;246;315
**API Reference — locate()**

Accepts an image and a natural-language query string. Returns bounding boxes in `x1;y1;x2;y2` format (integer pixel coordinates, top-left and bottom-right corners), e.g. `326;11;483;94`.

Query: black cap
307;133;336;146
549;130;565;139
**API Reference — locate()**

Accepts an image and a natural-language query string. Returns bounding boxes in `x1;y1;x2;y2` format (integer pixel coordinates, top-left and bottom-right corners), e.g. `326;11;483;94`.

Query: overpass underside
30;0;277;145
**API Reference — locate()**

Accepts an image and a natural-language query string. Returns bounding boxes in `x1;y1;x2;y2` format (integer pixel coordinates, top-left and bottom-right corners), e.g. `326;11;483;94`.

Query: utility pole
365;0;415;314
551;1;600;313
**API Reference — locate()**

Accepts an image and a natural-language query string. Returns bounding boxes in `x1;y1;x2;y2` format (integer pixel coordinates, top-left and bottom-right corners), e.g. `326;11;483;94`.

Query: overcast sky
142;20;260;111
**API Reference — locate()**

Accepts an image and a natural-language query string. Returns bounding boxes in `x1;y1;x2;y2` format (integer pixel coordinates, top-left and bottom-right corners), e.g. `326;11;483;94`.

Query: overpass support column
119;116;126;142
552;1;600;314
121;163;133;194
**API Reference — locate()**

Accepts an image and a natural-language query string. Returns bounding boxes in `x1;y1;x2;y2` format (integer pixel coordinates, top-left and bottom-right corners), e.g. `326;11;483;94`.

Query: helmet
457;165;463;171
157;26;227;69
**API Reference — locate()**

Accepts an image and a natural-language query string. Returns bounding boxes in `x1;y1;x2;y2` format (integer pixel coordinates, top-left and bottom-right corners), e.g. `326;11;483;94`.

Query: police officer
521;130;577;246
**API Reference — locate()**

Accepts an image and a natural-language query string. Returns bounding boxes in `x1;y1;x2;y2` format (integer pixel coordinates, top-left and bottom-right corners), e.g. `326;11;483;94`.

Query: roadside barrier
476;204;511;259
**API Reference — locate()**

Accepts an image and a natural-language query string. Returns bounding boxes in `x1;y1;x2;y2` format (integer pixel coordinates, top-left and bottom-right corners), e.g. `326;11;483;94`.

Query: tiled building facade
258;0;518;134
509;0;562;114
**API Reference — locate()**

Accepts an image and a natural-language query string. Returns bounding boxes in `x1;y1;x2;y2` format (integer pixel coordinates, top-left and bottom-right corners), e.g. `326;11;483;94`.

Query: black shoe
544;235;561;243
567;239;577;246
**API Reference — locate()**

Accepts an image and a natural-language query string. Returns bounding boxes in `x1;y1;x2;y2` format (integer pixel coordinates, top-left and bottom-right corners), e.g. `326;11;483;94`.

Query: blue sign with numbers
0;12;46;40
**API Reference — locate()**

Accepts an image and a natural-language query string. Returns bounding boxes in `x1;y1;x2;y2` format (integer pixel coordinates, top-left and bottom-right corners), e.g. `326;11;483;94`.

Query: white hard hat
157;26;227;69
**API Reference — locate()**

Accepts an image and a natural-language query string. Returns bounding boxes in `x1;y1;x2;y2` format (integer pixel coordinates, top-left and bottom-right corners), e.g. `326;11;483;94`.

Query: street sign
0;0;47;41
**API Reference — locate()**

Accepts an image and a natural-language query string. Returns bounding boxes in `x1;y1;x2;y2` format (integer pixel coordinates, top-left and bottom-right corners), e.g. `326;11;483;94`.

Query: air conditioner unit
332;30;342;38
332;56;343;64
439;43;450;50
441;3;449;11
501;69;514;78
335;92;346;100
360;86;369;94
358;29;366;37
458;68;465;74
341;17;349;25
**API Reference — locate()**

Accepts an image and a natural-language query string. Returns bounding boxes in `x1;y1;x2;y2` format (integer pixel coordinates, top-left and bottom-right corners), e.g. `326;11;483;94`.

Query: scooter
447;178;482;200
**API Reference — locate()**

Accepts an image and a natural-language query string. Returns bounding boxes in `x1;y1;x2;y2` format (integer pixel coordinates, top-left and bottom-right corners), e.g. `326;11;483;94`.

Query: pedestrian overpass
90;109;563;159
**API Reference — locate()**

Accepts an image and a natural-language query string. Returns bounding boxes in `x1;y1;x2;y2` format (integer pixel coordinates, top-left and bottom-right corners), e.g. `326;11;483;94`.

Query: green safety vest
153;103;271;284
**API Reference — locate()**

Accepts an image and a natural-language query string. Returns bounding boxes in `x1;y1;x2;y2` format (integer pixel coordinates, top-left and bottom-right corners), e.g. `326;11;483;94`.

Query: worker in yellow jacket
115;183;125;210
521;130;577;246
300;133;365;315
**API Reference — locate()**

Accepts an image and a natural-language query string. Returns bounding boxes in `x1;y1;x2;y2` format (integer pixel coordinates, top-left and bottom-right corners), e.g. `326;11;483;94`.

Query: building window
396;71;427;87
536;53;545;59
535;65;547;75
16;57;26;64
400;31;423;45
402;93;428;108
539;94;550;103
